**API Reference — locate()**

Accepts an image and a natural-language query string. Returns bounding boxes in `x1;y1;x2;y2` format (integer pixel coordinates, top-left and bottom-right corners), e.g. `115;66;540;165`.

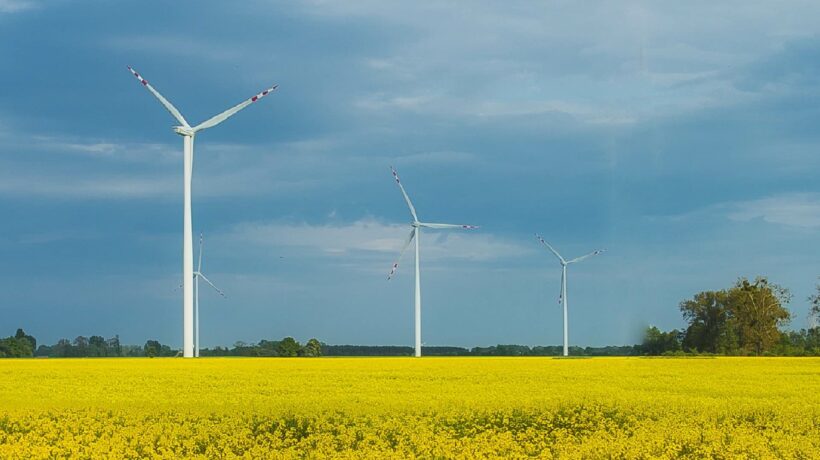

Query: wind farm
2;2;820;459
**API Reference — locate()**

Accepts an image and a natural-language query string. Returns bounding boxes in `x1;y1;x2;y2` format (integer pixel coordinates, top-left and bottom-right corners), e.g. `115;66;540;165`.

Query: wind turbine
127;66;276;357
387;166;478;357
193;233;226;358
535;235;604;356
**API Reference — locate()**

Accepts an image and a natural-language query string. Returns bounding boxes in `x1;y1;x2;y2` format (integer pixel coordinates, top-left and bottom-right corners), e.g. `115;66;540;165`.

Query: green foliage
774;329;820;356
34;335;128;357
678;276;792;356
276;337;301;357
0;329;35;358
143;340;174;358
728;277;791;355
301;338;322;357
809;280;820;327
144;340;159;358
679;290;735;353
15;328;36;351
639;326;682;355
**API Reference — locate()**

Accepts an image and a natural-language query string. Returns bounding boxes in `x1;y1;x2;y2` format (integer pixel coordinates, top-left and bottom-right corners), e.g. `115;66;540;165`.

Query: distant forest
3;276;819;358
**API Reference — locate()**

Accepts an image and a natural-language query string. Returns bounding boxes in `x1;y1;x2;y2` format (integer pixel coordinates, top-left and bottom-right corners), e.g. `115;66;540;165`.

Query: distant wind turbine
387;166;478;357
535;235;604;356
193;233;226;358
127;66;276;357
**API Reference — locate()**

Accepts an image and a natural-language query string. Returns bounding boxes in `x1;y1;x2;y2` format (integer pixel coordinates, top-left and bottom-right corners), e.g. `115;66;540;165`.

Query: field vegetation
1;357;818;458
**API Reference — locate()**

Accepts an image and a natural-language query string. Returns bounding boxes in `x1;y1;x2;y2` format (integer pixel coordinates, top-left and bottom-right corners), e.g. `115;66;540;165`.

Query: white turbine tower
535;235;604;357
387;166;478;357
193;233;226;358
127;66;276;358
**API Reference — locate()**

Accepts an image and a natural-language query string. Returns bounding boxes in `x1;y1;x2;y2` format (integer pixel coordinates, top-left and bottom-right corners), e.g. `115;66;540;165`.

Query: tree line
1;334;324;358
201;337;322;357
321;345;636;356
3;276;818;358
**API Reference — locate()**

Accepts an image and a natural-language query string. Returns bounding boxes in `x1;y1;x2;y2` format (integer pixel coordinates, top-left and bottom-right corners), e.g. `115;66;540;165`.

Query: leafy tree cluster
33;336;175;358
143;340;176;358
810;280;820;328
636;327;683;355
36;335;123;357
0;329;36;358
641;276;820;356
200;337;323;357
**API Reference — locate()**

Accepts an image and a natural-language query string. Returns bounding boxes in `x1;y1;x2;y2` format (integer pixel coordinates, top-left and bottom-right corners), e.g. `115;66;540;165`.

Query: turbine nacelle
387;166;478;279
174;126;195;137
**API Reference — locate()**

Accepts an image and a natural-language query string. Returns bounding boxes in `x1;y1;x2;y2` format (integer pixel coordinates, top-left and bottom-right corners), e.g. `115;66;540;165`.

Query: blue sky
1;1;818;348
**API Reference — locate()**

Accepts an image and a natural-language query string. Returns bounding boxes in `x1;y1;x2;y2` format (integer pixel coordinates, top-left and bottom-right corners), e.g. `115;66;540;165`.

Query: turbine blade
127;66;190;128
387;228;416;280
197;233;204;272
559;268;565;305
535;234;565;264
567;249;606;264
196;272;226;298
419;223;479;229
193;84;278;132
390;166;419;222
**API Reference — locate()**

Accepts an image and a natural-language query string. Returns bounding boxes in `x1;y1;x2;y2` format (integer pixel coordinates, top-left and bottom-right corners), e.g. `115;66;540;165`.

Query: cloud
0;0;35;13
221;218;532;263
728;193;820;229
0;173;178;199
0;127;331;200
28;135;180;162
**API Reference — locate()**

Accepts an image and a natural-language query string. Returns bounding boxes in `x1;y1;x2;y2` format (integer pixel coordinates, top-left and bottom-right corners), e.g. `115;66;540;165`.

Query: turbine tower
127;66;276;357
387;166;478;357
193;233;226;357
535;235;604;356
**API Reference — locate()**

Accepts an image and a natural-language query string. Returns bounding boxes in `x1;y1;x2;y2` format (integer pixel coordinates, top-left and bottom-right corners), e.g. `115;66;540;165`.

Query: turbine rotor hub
173;126;194;137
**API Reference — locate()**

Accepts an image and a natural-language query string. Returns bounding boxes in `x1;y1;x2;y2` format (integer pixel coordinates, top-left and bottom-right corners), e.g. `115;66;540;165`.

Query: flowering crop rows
1;357;818;458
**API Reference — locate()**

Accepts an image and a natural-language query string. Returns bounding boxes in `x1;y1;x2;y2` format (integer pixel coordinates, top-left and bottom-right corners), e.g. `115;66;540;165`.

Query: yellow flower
0;357;818;458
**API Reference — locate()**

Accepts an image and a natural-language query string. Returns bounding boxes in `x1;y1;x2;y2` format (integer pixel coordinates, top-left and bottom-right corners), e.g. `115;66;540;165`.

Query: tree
144;340;161;358
276;337;301;357
15;328;36;351
728;277;791;355
678;277;793;355
639;326;682;355
301;338;322;357
74;336;89;356
809;280;820;329
89;335;106;357
106;336;122;357
53;338;72;357
679;290;735;353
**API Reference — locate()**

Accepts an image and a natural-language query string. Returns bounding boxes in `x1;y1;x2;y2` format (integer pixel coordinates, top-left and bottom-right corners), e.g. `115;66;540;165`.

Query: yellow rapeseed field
0;357;818;458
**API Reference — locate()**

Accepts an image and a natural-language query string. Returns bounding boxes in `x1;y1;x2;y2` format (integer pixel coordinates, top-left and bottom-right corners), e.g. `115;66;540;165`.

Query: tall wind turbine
387;166;478;357
127;66;276;357
193;233;226;358
535;235;604;356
